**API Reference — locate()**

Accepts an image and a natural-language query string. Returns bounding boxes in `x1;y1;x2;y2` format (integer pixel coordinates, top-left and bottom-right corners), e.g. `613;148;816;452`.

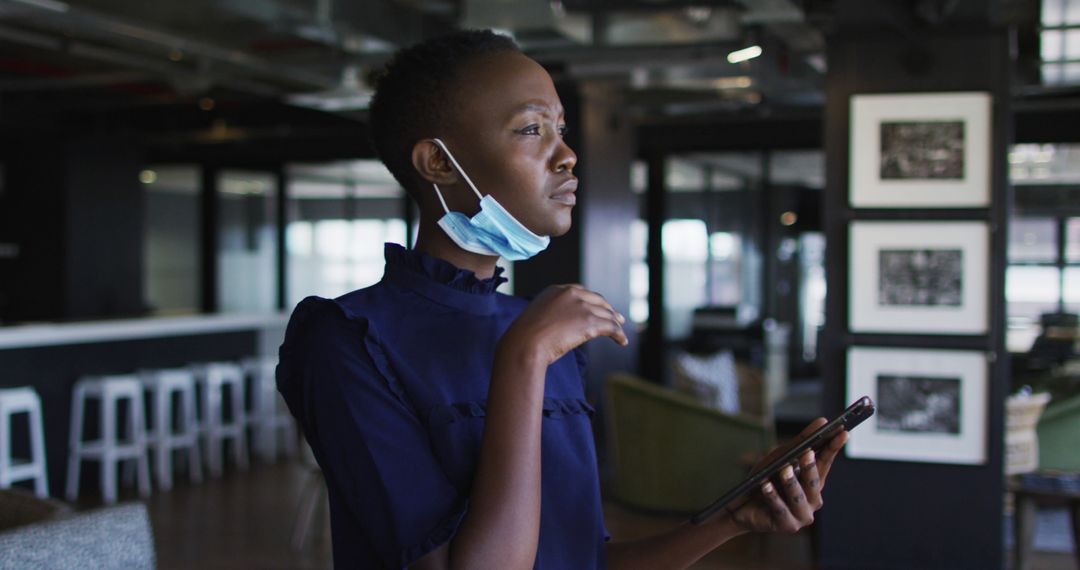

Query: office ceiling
0;0;1048;151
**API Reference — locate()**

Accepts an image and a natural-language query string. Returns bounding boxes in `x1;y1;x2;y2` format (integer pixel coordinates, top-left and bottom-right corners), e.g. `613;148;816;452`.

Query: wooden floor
99;459;1075;569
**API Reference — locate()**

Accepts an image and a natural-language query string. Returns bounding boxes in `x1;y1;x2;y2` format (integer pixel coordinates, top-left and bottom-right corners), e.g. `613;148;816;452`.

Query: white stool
194;362;249;477
0;387;49;497
139;368;202;491
66;375;151;504
243;357;298;463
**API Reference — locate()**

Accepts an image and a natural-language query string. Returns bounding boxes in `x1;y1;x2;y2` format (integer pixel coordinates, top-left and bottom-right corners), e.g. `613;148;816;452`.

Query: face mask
429;138;551;261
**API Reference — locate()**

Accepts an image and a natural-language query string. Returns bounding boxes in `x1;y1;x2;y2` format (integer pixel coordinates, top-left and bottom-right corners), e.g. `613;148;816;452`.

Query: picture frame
849;221;988;334
846;346;988;465
849;92;992;208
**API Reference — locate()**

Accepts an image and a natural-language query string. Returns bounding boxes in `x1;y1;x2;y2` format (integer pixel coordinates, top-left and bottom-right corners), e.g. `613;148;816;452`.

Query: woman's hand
498;284;628;366
729;418;849;534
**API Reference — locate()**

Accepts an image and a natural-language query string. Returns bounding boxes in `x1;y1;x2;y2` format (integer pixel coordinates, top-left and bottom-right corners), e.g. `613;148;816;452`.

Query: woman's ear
411;139;458;186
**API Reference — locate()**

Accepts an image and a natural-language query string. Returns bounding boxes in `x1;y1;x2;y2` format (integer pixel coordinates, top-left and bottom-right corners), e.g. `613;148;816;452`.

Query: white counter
0;313;290;350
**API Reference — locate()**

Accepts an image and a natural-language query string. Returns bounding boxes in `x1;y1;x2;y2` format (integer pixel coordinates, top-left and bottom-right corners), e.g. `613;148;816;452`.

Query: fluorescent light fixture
727;45;762;64
286;66;372;112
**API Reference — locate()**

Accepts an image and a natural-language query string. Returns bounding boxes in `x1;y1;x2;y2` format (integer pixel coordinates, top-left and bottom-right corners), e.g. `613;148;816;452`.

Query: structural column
817;3;1011;569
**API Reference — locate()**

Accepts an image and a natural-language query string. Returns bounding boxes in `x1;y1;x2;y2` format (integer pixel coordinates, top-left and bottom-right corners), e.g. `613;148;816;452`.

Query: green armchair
605;372;775;513
1037;392;1080;471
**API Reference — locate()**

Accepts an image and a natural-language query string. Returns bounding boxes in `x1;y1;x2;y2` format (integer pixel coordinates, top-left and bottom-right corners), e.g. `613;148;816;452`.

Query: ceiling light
139;170;157;184
711;76;753;90
727;45;762;64
286;66;372;112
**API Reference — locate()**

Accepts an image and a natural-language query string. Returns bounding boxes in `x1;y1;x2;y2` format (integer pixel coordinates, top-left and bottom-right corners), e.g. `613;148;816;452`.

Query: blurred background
0;0;1078;569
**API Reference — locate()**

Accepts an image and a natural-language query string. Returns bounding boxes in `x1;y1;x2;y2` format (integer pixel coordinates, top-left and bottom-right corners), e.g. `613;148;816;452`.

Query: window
661;154;761;341
629;219;649;324
1041;0;1080;85
285;161;407;307
218;170;278;313
1067;217;1080;262
663;218;709;339
142;165;200;315
1008;217;1058;263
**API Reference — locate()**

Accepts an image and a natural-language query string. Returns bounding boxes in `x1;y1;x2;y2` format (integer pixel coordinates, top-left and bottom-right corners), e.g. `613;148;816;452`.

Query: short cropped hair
369;29;521;198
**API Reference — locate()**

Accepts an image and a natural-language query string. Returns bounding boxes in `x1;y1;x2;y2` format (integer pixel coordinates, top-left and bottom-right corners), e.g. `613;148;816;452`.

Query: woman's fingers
777;465;814;526
798;450;824;510
758;480;800;533
586;306;628;346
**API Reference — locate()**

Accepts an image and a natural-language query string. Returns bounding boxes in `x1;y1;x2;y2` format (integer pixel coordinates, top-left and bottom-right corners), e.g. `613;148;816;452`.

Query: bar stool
243;356;298;463
0;387;49;497
66;375;151;504
194;362;249;477
139;368;202;491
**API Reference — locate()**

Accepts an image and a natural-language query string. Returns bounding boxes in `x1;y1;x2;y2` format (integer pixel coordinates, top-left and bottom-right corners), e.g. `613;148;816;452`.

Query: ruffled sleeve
277;296;466;568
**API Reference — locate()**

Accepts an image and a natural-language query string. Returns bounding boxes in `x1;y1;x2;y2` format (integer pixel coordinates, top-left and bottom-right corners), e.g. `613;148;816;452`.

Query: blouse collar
382;243;507;315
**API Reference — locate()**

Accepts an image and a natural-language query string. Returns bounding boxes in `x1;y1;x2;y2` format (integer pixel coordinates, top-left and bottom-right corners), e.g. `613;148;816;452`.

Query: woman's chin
549;208;576;236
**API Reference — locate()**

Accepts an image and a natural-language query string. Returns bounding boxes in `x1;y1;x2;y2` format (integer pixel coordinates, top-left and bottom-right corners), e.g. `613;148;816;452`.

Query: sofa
1037;391;1080;471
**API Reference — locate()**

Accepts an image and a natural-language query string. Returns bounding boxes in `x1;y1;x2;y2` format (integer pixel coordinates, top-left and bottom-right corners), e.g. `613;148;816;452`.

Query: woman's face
437;51;578;237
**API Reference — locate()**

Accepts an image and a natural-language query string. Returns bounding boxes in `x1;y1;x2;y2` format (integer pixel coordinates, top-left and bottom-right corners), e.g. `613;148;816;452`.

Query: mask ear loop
431;138;484;201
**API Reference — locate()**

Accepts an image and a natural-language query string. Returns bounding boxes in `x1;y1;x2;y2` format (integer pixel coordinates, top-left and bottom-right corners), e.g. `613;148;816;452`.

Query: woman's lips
550;179;578;205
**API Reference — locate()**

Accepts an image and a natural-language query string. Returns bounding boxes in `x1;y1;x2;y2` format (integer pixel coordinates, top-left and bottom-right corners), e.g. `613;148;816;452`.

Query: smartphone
689;396;875;525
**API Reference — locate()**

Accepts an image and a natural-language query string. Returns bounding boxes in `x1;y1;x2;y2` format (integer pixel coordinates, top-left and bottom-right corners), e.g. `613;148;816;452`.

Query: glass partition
143;165;201;315
217;170;278;313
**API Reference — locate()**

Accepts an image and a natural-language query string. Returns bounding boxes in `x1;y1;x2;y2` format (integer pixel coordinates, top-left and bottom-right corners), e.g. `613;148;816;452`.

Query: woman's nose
552;139;577;173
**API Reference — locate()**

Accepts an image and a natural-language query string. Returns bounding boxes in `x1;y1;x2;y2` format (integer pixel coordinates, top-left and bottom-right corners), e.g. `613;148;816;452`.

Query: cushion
672;350;741;414
0;502;155;569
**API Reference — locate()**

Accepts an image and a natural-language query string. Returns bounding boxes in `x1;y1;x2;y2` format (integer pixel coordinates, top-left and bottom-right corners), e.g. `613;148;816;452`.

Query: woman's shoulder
288;281;393;324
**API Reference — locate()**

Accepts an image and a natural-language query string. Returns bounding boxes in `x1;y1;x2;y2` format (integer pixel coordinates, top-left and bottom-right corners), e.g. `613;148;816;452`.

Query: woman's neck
414;223;501;280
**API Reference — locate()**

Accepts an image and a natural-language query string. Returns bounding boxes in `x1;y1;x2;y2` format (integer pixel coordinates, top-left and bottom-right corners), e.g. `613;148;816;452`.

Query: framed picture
849;221;988;334
849;92;992;208
846;347;988;465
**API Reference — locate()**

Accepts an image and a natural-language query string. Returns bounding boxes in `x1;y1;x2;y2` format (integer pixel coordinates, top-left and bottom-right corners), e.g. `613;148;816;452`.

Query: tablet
689;396;875;525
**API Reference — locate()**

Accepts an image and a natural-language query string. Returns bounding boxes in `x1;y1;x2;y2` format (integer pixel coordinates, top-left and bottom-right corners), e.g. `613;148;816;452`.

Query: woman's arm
607;421;849;570
414;284;627;570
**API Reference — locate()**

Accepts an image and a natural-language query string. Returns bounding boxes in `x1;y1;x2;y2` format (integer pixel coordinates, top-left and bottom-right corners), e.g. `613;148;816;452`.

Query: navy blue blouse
277;243;609;569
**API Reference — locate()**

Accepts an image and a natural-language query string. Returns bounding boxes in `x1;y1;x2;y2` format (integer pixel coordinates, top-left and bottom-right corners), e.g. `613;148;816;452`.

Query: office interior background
0;0;1078;568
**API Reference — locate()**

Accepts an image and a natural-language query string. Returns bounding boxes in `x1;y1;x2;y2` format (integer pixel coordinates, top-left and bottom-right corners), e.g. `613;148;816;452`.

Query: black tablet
689;396;875;525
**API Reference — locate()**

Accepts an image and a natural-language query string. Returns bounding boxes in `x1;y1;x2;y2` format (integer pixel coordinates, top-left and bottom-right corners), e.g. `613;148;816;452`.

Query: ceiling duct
463;0;590;45
600;7;741;46
285;65;373;111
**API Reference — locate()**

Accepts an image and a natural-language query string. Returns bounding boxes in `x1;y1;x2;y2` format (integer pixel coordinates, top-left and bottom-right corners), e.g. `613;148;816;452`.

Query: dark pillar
64;135;145;319
641;153;666;383
577;81;640;395
0;131;144;322
200;165;219;314
818;2;1010;569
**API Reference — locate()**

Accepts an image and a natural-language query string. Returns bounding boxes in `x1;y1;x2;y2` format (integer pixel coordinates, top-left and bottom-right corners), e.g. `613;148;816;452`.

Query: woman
276;29;848;569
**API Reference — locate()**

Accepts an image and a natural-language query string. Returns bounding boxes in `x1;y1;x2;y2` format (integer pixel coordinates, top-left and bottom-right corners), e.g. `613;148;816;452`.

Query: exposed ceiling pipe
0;22;285;98
0;70;151;92
0;0;338;91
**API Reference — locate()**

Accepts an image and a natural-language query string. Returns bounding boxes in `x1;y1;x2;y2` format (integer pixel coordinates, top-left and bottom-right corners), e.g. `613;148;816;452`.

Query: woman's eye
518;124;541;136
557;125;568;137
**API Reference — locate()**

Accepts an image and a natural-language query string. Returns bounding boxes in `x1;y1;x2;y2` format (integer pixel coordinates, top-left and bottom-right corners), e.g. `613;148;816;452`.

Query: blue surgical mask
429;138;551;261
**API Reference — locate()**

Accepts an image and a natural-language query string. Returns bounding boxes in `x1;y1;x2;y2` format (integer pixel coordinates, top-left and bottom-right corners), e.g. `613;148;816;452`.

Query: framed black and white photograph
849;92;992;208
849;221;988;334
846;347;987;464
